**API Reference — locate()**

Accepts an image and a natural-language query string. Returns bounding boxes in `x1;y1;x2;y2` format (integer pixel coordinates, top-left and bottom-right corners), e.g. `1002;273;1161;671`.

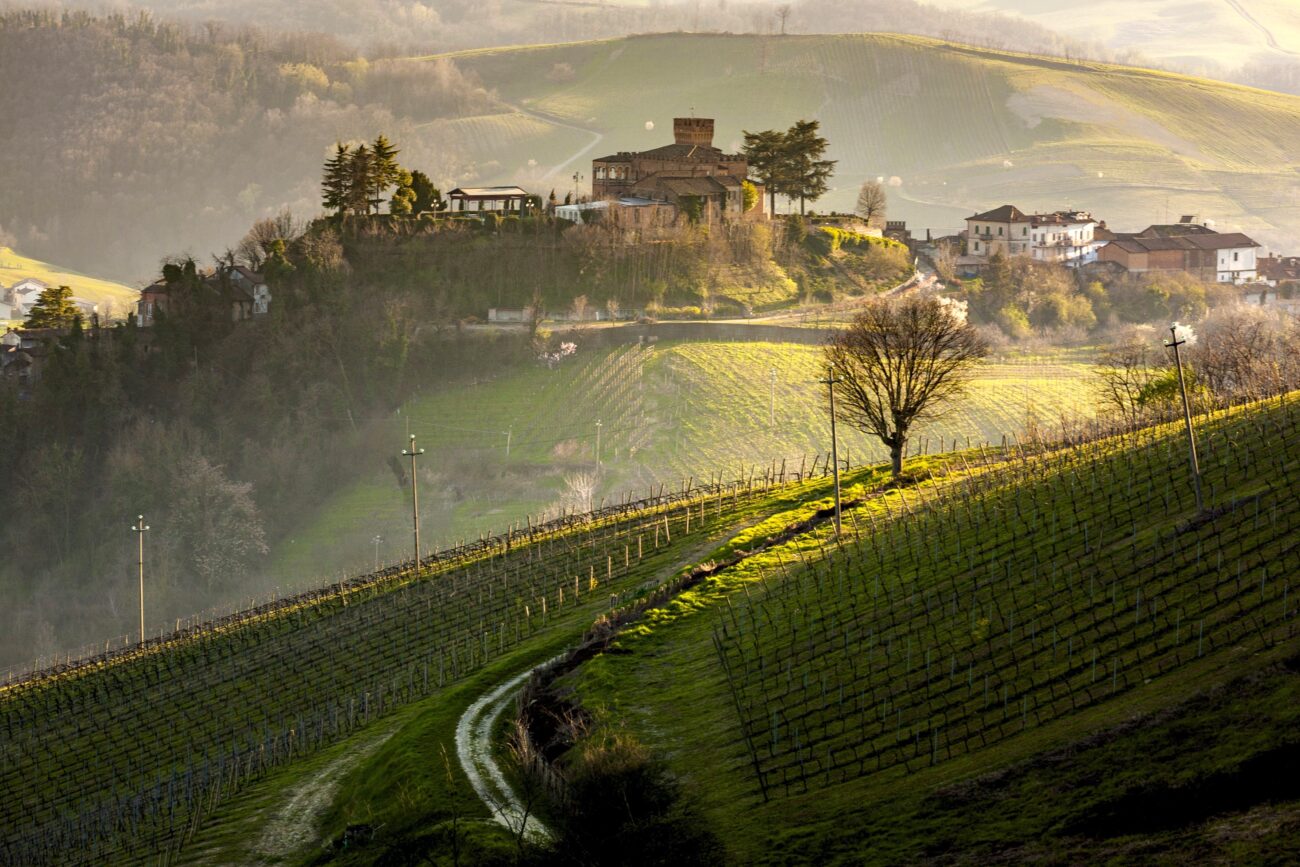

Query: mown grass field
564;393;1300;863
0;246;138;325
267;339;1099;590
429;33;1300;248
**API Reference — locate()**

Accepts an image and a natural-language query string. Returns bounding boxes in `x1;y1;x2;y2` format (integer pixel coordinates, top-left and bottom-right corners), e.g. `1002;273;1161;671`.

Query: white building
965;205;1102;266
5;277;48;318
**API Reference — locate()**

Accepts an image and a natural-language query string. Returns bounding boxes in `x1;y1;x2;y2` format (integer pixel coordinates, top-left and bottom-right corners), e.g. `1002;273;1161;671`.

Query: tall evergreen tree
347;145;375;215
321;143;351;216
24;284;83;329
783;119;836;215
409;170;442;215
370;135;401;213
741;129;789;216
390;169;416;216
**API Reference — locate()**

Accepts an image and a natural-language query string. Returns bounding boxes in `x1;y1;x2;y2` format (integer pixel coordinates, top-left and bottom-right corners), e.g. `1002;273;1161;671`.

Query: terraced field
432;33;1300;247
268;340;1098;588
564;393;1300;863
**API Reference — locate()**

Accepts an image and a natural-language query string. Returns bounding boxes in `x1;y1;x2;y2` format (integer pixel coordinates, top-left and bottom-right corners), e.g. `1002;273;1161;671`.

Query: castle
591;117;764;220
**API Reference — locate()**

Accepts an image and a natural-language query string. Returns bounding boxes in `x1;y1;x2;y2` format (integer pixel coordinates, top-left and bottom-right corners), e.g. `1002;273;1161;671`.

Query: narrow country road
510;104;606;182
455;661;556;843
1222;0;1300;56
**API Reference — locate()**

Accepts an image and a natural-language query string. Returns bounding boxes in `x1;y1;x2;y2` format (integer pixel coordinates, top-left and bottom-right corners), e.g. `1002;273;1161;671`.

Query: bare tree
571;293;589;322
826;296;989;477
854;179;887;229
605;297;621;321
562;471;598;513
236;208;304;270
1095;328;1159;425
776;4;792;35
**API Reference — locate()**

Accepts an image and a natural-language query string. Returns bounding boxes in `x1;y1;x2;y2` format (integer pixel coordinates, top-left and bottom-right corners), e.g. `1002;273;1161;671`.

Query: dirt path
253;731;395;861
1223;0;1300;56
455;662;556;842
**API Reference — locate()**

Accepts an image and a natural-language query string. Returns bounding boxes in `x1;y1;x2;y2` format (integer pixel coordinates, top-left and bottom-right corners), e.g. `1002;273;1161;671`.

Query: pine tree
742;128;788;216
547;188;558;214
371;135;401;213
347;145;374;215
322;143;351;216
24;284;83;329
783;119;835;215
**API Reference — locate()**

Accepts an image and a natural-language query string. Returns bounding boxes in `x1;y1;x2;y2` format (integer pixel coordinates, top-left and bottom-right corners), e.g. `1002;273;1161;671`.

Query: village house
4;277;49;319
964;205;1102;266
446;186;533;215
1096;218;1259;283
590;117;765;222
136;265;266;326
1259;254;1300;289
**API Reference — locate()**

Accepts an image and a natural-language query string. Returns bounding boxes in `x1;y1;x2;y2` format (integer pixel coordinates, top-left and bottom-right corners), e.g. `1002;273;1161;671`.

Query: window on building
1234;251;1239;262
998;227;1004;236
1023;227;1028;236
974;241;981;252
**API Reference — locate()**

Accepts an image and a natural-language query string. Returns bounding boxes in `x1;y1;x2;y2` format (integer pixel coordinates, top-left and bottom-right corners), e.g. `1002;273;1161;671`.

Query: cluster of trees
741;120;836;216
1096;309;1300;424
956;252;1238;338
23;284;85;329
0;11;493;278
321;135;442;217
0;223;534;671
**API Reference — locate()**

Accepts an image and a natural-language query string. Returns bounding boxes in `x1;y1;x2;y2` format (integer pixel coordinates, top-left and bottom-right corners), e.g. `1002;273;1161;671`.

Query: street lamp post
131;515;150;644
402;435;425;572
595;419;603;467
372;535;384;571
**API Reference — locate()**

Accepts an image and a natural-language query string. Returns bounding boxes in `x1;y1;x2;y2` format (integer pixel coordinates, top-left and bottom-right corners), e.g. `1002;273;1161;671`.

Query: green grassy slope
565;393;1300;863
0;475;810;864
268;340;1097;589
0;246;138;324
428;33;1300;247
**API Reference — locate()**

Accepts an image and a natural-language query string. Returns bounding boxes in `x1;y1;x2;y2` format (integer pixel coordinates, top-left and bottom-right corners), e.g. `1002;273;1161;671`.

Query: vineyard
0;468;829;865
270;340;1098;588
567;393;1300;862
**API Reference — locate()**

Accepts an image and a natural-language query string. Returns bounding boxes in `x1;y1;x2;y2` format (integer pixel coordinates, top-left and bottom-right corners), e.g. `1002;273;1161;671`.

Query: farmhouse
1259;254;1300;288
1097;221;1260;283
136;265;266;326
964;205;1102;266
591;117;765;221
446;186;533;215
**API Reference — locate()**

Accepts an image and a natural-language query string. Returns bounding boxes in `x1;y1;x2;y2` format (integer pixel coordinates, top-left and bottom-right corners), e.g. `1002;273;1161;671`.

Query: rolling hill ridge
428;32;1300;249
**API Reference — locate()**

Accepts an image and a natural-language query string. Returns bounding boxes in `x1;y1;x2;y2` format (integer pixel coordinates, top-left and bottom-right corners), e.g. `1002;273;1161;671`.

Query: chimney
673;117;714;147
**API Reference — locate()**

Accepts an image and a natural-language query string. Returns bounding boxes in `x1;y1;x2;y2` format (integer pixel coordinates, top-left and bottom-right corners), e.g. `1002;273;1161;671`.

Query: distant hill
0;246;137;323
432;33;1300;249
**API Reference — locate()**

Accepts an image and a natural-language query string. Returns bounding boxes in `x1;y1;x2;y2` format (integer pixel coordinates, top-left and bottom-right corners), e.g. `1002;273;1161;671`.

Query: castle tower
673;117;714;148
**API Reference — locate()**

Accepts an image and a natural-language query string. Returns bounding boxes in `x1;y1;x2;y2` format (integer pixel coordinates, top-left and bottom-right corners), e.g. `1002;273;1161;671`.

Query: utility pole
1165;325;1203;512
132;515;149;645
820;365;842;536
770;367;776;427
372;535;384;571
595;419;603;467
402;434;425;572
504;424;512;458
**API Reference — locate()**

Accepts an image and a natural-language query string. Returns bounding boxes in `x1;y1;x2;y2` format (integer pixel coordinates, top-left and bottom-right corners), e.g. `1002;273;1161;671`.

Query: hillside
556;393;1300;863
3;394;1296;864
0;246;138;323
266;340;1099;591
434;32;1300;249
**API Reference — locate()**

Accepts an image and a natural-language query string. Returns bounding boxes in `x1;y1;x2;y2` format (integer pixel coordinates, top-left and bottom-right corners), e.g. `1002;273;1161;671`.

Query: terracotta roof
1181;232;1258;250
634;143;727;161
592;153;635;163
969;204;1029;223
1105;232;1258;254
